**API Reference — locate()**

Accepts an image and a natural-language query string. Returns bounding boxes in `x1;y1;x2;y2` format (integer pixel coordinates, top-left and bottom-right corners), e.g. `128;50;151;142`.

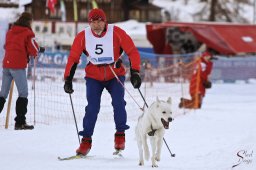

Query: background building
21;0;161;49
25;0;162;23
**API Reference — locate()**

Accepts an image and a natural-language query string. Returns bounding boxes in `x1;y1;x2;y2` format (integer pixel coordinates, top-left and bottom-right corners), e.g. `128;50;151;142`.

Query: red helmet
88;8;106;22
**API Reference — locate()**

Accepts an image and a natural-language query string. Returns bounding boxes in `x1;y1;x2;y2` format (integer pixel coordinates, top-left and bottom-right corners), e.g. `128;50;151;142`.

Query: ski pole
163;138;176;157
33;57;37;125
138;88;176;157
138;88;148;108
69;94;80;144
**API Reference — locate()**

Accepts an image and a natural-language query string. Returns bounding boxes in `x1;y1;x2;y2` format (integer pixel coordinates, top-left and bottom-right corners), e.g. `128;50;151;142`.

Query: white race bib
85;24;114;65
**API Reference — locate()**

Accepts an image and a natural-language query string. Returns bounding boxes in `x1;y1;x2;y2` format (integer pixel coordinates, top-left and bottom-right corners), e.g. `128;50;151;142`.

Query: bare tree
198;0;252;23
209;0;217;21
157;0;253;23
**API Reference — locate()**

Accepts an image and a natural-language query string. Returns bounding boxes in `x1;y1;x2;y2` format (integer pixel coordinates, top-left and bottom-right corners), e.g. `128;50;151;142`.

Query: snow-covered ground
0;82;255;170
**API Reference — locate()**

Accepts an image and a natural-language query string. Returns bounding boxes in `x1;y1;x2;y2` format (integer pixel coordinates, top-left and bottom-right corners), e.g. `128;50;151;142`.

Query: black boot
14;97;34;130
14;122;34;130
0;97;6;113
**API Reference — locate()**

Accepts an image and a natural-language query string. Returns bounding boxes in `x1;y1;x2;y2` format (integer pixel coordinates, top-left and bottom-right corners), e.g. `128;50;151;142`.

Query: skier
0;12;44;129
63;8;141;156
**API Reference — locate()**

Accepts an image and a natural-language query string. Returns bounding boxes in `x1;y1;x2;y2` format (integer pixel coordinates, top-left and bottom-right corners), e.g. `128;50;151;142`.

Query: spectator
63;8;141;156
0;12;44;129
179;51;213;109
143;60;153;87
54;40;61;51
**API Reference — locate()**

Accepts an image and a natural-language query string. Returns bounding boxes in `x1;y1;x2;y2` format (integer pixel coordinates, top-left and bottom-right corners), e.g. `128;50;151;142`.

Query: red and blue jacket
64;24;141;81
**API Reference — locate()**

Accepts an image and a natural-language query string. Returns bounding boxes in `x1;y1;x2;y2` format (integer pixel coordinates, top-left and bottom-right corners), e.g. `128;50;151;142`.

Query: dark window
35;26;40;32
80;8;88;21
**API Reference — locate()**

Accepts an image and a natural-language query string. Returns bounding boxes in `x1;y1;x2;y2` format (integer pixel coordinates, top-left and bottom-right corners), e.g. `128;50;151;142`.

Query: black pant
14;97;28;124
0;97;5;113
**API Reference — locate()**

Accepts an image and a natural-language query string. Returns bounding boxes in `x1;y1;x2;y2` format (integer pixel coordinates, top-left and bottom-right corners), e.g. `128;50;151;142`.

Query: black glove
203;80;212;89
64;80;74;94
130;69;141;88
39;46;45;53
114;58;122;68
64;63;77;94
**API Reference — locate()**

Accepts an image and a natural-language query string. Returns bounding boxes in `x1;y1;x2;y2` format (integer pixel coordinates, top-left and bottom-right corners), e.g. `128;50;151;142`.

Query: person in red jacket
179;51;213;109
63;8;141;156
0;12;44;130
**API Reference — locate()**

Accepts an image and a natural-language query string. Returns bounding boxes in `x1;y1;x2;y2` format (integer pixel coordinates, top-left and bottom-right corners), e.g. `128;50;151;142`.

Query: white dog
135;97;173;167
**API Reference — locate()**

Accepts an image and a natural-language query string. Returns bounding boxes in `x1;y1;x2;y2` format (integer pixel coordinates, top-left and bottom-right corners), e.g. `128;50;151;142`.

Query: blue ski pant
79;76;129;137
0;68;28;98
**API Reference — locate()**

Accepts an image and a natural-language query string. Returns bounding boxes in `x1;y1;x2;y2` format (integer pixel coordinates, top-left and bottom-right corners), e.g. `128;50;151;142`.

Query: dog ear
167;97;172;104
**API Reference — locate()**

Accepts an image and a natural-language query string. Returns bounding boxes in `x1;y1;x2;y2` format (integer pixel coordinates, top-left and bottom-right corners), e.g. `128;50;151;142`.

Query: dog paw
152;164;158;168
139;160;144;166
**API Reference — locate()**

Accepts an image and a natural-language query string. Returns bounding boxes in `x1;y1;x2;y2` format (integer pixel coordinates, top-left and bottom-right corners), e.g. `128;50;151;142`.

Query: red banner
47;0;57;13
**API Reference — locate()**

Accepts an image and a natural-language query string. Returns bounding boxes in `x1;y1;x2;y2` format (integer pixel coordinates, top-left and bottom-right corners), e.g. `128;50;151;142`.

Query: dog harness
148;125;157;136
147;113;159;136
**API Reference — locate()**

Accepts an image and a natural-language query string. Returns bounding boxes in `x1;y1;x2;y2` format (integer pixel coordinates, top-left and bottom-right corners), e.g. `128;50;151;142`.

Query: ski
58;154;91;161
113;149;123;158
58;151;123;161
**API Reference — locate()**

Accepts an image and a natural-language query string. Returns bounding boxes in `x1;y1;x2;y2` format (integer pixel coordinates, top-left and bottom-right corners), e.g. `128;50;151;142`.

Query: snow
152;0;255;23
114;20;147;36
114;20;151;47
0;0;31;21
152;0;206;22
0;8;21;22
0;82;255;170
0;1;255;169
19;0;32;6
